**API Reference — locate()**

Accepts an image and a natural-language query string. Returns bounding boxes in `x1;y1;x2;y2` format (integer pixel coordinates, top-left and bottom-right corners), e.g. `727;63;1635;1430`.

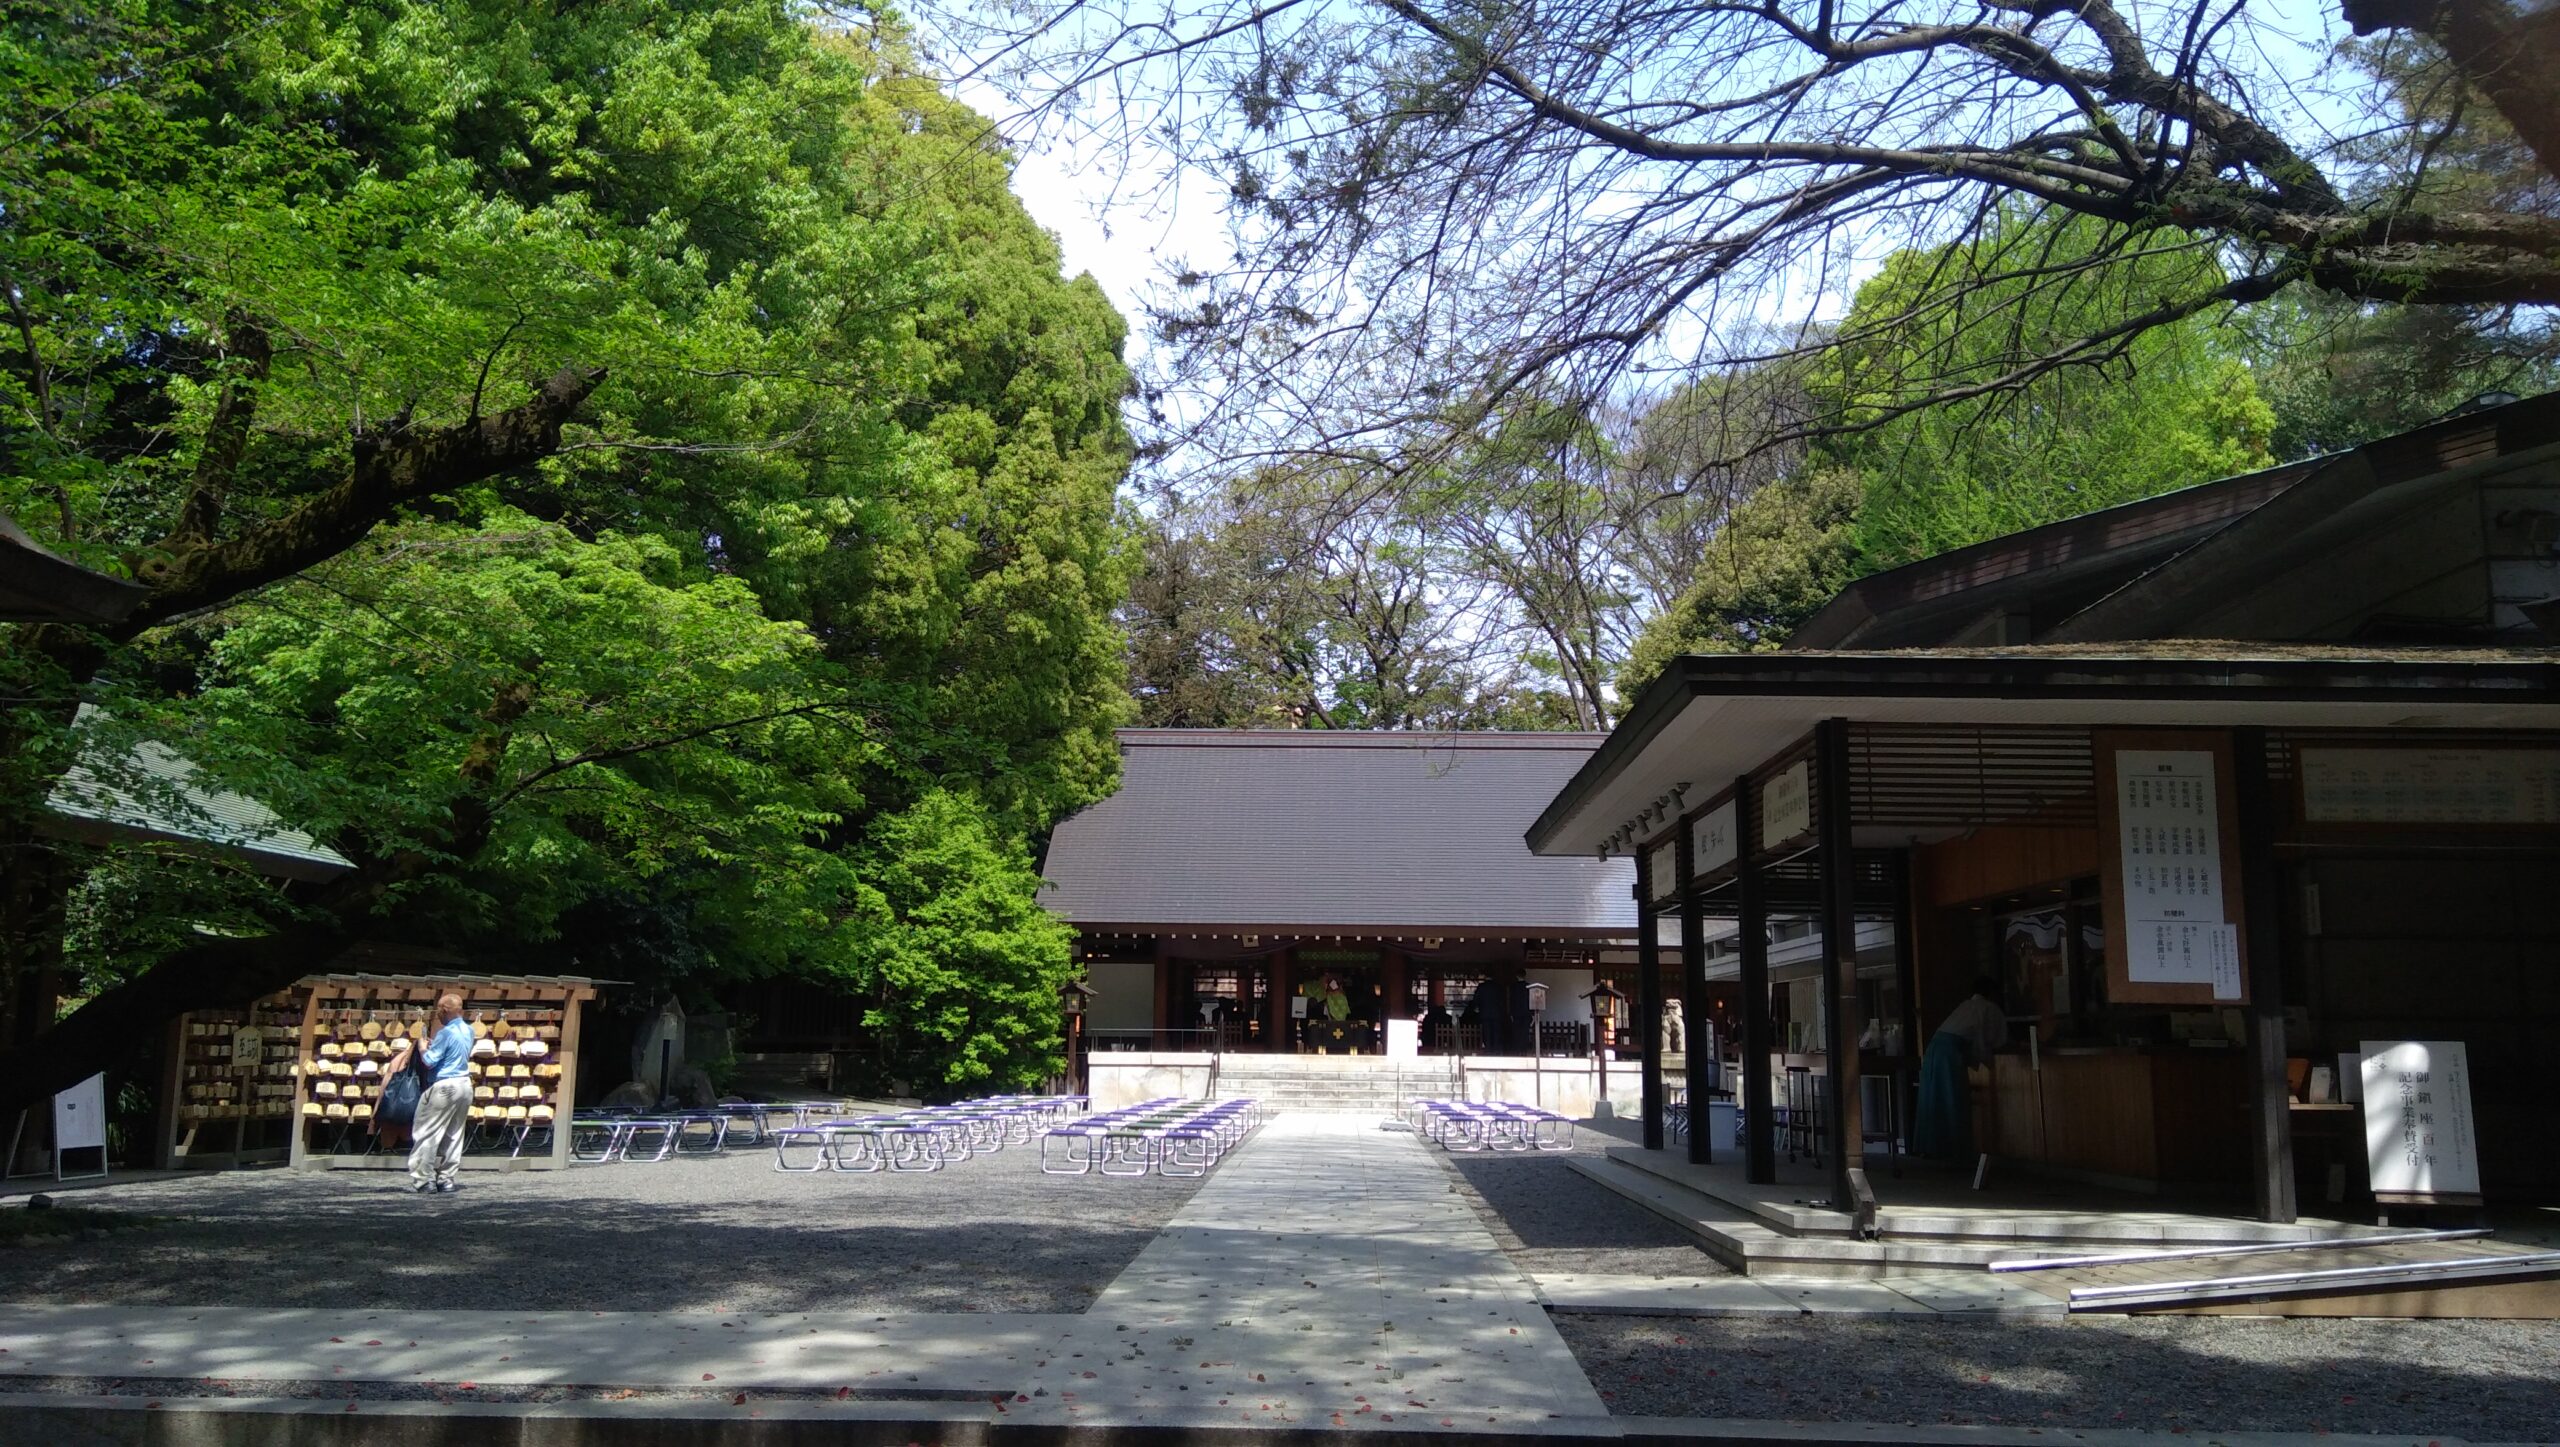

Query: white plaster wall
1456;1057;1646;1118
1085;1052;1216;1110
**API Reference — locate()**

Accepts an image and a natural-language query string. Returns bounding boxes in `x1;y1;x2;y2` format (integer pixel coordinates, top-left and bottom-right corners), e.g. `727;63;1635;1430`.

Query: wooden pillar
1269;947;1293;1054
1815;719;1867;1217
287;980;322;1171
550;988;589;1170
1891;851;1921;1160
2232;727;2298;1224
1736;773;1776;1183
1677;817;1712;1164
1382;949;1409;1027
1637;872;1665;1151
1153;954;1175;1048
158;1017;188;1172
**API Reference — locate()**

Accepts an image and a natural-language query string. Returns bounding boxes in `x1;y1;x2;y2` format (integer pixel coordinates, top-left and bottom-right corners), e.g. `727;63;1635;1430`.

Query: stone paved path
0;1304;1070;1396
0;1113;1613;1432
1012;1112;1611;1433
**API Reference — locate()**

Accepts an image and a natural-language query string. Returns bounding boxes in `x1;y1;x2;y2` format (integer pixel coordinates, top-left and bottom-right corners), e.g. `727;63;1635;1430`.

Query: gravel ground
0;1144;1200;1315
1554;1311;2560;1441
1429;1132;1726;1279
0;1376;979;1405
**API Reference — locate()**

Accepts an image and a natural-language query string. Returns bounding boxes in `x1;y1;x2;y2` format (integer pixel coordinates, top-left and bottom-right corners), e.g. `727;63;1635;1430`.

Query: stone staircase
1566;1146;2405;1279
1211;1055;1459;1115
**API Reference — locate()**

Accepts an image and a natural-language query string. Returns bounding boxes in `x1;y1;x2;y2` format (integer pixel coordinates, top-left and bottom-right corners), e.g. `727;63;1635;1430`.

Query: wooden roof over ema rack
301;972;611;999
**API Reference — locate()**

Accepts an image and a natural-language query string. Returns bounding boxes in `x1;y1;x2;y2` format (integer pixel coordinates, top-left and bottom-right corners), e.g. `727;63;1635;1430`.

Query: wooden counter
1990;1048;2248;1184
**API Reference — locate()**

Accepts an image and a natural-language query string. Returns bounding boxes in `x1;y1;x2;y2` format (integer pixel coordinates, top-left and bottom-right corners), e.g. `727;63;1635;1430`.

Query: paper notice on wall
2359;1040;2480;1200
2209;923;2242;1000
2128;919;2221;987
2115;749;2229;985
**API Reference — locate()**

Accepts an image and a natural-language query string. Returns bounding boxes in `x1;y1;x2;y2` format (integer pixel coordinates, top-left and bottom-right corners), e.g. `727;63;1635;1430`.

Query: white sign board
2302;748;2560;825
1690;799;1737;877
228;1026;264;1071
2114;749;2235;994
52;1073;106;1153
2359;1040;2481;1200
1759;762;1810;850
1646;845;1677;904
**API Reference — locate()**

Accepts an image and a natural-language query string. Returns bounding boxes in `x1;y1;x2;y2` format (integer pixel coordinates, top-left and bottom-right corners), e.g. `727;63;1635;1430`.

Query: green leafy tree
1619;468;1865;694
2247;296;2556;461
195;522;872;950
1408;403;1641;730
842;791;1078;1091
1122;463;1600;731
3;2;1132;1109
27;518;873;1108
1824;214;2277;570
2236;33;2558;460
1122;517;1289;727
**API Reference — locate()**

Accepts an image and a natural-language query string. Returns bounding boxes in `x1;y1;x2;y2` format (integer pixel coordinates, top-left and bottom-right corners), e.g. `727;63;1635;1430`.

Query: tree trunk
0;652;95;1052
2345;0;2560;187
0;917;365;1119
0;847;76;1051
0;361;600;1116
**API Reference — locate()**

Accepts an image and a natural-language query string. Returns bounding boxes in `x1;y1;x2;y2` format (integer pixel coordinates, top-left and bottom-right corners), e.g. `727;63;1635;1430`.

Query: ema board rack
163;986;311;1168
297;1002;563;1138
279;974;602;1173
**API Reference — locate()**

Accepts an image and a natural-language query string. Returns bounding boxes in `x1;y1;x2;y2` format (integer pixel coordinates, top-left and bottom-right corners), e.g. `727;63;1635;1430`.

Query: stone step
1215;1064;1458;1072
1203;1060;1454;1070
1598;1145;2389;1252
1237;1097;1422;1108
1216;1086;1453;1099
1222;1092;1432;1105
1249;1096;1416;1104
1564;1155;2018;1279
1215;1076;1457;1087
1218;1077;1448;1086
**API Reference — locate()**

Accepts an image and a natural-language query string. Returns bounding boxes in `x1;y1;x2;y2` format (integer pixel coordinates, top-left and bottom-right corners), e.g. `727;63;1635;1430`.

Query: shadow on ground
1554;1308;2560;1440
1426;1127;1722;1278
0;1149;1199;1314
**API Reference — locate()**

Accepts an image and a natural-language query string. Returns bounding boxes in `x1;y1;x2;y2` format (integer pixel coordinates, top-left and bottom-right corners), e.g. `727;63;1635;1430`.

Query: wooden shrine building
1041;730;1658;1055
1529;392;2560;1222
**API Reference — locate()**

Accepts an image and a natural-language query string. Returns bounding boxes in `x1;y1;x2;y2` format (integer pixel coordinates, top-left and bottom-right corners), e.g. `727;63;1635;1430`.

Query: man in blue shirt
409;992;477;1193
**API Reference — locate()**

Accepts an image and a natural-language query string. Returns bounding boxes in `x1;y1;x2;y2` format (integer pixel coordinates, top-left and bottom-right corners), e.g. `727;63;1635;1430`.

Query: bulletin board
2094;729;2250;1007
